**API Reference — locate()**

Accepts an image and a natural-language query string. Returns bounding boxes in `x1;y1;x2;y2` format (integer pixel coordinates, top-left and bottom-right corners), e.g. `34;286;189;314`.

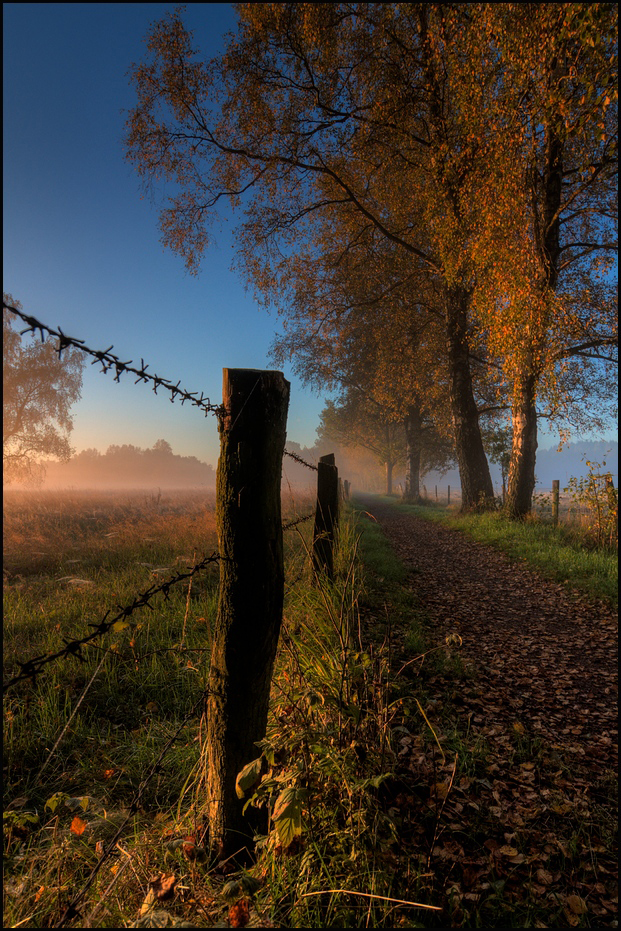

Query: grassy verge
367;495;618;606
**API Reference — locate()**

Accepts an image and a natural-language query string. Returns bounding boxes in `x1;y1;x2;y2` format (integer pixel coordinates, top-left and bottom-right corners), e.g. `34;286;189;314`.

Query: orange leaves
69;816;86;836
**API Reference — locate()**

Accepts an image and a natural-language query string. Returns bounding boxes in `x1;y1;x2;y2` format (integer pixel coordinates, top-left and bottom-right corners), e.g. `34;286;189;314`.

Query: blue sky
3;3;616;473
3;2;333;468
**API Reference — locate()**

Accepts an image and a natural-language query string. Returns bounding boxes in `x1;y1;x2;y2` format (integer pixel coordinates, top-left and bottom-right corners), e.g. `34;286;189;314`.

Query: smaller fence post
552;480;559;527
435;485;438;500
343;479;351;500
313;453;339;580
447;485;451;505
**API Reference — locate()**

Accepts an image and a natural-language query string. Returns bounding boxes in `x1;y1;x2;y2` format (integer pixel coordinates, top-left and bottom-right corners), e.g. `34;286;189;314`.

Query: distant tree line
40;438;215;489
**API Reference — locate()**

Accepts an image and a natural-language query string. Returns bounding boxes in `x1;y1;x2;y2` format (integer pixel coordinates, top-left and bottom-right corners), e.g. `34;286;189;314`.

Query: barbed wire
2;553;221;694
4;303;329;474
283;449;318;471
282;511;315;532
3;302;224;418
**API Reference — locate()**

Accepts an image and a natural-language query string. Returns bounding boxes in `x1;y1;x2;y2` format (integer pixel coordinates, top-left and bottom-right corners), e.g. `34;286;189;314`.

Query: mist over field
4;437;617;495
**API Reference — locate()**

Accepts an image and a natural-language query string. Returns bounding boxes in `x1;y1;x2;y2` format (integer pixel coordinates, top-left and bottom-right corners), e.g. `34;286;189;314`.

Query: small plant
531;490;553;521
565;458;618;548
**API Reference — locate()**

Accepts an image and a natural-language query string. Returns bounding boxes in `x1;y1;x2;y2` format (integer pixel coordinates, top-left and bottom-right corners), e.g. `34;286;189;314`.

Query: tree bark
506;371;538;518
445;285;495;510
403;404;423;504
205;368;290;861
506;121;562;518
385;459;394;496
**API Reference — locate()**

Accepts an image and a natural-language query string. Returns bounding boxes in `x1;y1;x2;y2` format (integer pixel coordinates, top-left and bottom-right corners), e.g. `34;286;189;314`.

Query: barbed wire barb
3;552;222;694
3;301;224;418
283;449;319;471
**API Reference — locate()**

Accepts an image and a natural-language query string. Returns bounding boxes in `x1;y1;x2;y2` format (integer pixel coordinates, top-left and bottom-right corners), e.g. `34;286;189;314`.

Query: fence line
2;552;221;693
4;304;347;879
3;301;224;417
3;505;317;696
4;301;322;474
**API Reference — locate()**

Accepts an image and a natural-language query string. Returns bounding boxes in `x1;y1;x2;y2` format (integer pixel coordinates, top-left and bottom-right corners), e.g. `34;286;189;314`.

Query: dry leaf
499;845;519;857
566;894;587;915
70;816;86;836
149;873;177;902
229;898;250;928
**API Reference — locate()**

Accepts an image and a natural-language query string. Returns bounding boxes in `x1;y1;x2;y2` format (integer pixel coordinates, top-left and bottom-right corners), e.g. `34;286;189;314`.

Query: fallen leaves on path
363;500;618;928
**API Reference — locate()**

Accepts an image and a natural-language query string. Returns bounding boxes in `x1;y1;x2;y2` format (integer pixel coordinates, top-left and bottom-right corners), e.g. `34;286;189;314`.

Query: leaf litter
365;500;618;928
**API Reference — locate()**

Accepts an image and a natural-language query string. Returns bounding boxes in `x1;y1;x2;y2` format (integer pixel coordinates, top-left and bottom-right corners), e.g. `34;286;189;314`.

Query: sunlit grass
370;495;618;606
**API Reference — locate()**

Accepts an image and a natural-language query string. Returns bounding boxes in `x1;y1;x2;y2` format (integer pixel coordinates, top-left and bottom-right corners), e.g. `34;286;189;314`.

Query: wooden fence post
205;368;290;861
552;480;559;527
313;453;339;580
448;485;451;505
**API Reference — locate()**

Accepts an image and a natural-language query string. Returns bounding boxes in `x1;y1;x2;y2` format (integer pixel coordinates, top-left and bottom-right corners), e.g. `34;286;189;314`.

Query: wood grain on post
205;368;290;861
313;453;339;580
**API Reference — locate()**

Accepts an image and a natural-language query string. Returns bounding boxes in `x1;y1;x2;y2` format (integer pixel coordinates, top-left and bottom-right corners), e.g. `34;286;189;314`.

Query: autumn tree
125;2;499;509
482;424;513;503
466;3;618;516
269;219;457;502
3;297;84;485
318;395;405;496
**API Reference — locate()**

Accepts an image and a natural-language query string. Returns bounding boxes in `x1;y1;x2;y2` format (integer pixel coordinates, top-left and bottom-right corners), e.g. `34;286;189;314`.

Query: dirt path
359;496;618;775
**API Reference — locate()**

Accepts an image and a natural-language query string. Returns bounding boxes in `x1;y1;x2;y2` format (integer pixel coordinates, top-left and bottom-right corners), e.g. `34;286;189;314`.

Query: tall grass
3;490;438;928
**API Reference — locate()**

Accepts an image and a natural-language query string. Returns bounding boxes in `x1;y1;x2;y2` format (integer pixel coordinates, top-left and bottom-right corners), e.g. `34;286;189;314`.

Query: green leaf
235;757;263;800
65;796;93;812
45;792;70;814
112;620;130;633
222;874;262;901
272;787;307;848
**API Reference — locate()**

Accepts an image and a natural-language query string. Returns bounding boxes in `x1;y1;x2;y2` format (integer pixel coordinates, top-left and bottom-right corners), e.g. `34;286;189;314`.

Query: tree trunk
445;285;495;510
506;372;538;519
385;459;393;496
205;368;290;861
403;404;423;504
506;120;561;519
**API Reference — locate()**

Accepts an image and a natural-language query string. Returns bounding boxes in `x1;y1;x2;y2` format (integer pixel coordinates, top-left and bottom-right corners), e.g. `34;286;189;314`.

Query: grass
367;494;618;606
3;488;617;928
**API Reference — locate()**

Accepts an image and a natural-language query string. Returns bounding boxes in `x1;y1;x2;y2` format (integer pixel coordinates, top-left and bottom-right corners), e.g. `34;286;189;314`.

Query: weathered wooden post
435;485;438;500
313;453;339;580
552;480;559;527
343;479;351;500
205;369;289;861
447;485;451;505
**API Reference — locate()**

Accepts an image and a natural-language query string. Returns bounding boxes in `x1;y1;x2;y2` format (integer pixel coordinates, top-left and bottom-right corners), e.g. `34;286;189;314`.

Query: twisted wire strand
3;553;221;693
3;302;224;418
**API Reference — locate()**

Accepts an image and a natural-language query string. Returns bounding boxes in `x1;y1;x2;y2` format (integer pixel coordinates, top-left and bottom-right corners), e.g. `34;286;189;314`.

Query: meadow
4;487;426;928
3;487;617;928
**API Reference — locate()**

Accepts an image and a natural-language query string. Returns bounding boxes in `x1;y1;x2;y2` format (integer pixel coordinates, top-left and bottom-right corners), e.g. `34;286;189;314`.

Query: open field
3;489;617;928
